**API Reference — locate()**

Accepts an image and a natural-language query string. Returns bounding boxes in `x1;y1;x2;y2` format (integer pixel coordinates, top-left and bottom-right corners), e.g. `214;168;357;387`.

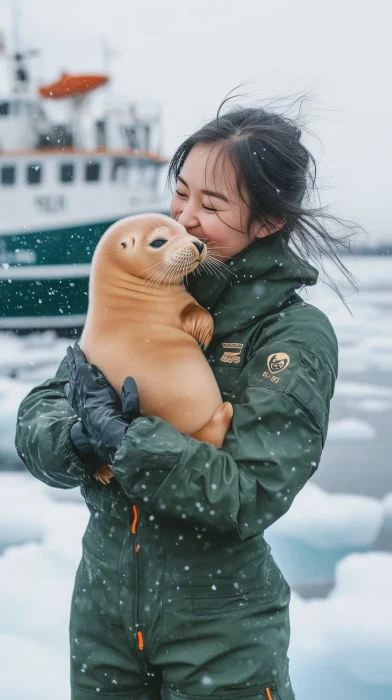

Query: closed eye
176;190;217;212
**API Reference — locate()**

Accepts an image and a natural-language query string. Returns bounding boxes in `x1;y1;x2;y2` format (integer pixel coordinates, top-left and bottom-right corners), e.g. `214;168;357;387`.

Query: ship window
129;160;139;186
85;161;100;182
145;164;155;186
1;166;16;186
111;158;128;183
139;160;148;183
60;163;74;183
26;164;42;185
0;101;10;116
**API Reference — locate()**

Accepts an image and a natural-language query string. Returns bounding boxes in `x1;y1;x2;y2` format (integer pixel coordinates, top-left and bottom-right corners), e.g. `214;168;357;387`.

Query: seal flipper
180;302;214;349
191;402;234;448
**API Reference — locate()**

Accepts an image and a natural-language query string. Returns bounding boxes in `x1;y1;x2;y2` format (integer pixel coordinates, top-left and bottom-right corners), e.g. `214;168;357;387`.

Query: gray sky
1;0;391;243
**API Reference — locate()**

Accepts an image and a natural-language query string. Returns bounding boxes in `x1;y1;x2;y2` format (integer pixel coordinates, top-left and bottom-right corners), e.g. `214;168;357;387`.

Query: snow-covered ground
1;254;392;699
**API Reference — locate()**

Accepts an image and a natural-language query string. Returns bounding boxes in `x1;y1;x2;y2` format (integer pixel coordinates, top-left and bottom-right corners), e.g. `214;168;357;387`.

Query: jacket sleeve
15;356;98;489
112;339;337;538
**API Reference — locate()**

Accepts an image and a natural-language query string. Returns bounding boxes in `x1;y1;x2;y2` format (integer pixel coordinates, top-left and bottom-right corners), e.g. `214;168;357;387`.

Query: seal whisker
142;261;168;285
200;258;230;276
143;262;171;289
200;259;236;282
151;260;179;289
167;262;183;287
151;218;166;233
203;256;238;280
205;254;234;269
139;259;170;277
204;241;233;249
145;268;170;290
157;264;174;288
162;260;181;286
140;260;167;273
163;263;182;288
199;259;222;281
175;259;190;285
140;266;171;288
204;244;234;253
173;259;189;288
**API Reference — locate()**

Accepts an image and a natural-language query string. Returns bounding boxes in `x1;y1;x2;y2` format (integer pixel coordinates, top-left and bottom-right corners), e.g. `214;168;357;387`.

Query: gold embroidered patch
261;352;291;384
220;351;241;364
220;343;244;364
267;352;291;374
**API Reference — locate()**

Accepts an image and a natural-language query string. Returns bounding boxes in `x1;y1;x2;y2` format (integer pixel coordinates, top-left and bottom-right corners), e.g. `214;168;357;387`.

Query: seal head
93;212;207;287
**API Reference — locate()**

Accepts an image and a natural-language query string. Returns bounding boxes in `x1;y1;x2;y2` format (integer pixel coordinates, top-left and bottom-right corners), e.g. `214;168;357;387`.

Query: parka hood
185;233;319;339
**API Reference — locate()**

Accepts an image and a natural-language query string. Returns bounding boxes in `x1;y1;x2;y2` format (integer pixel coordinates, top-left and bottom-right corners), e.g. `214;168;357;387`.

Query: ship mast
9;0;39;94
100;36;118;109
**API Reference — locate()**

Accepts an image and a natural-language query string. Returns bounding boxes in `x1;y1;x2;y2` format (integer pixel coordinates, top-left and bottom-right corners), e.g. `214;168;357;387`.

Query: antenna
11;0;21;56
100;36;119;108
8;0;40;93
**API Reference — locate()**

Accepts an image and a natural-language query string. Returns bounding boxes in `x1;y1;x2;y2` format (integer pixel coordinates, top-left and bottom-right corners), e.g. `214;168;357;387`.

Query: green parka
15;233;338;700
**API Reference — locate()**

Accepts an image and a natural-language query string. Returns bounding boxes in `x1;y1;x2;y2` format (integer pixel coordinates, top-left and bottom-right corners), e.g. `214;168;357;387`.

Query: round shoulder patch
267;352;291;374
247;344;301;392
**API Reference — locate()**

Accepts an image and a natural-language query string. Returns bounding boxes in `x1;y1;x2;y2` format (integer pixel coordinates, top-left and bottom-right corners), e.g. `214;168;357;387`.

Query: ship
0;31;168;332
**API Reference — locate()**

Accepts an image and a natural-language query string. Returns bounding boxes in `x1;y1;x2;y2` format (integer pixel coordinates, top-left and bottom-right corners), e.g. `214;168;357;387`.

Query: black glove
70;420;98;455
68;420;103;478
65;343;140;464
69;377;140;458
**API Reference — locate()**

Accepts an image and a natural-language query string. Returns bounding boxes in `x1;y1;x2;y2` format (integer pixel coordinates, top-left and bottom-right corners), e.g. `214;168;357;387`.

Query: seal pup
79;213;233;480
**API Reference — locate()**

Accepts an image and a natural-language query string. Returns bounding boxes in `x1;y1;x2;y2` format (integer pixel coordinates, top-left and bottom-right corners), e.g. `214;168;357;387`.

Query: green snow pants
70;498;295;700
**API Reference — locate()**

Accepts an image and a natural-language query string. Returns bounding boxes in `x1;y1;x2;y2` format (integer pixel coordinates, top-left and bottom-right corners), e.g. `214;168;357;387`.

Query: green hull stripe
0;208;170;325
0;276;89;320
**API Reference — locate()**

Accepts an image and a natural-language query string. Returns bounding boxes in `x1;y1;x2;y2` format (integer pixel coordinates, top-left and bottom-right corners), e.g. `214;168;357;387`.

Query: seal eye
149;238;167;249
120;241;127;248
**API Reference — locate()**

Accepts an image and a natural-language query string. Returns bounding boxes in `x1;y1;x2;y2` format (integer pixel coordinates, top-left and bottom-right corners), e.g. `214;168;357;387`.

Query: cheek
203;219;239;246
202;217;227;238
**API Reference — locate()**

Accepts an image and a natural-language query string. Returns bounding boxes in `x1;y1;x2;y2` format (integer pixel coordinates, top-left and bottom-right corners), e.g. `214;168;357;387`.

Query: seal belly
81;328;223;435
138;344;223;433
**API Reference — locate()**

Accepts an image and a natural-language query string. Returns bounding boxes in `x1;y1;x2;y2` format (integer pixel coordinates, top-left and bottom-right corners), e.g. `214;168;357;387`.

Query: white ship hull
0;151;166;237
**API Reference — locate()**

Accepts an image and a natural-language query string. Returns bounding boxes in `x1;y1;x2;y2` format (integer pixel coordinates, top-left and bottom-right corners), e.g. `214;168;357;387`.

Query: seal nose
192;240;205;255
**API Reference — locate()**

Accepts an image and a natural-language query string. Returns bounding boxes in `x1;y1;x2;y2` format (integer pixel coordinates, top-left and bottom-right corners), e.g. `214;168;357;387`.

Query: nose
192;240;205;255
175;203;199;229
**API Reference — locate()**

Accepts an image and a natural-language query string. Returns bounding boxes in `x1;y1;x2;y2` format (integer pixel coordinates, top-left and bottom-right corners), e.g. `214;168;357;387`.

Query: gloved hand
69;377;140;457
65;343;140;464
69;420;99;455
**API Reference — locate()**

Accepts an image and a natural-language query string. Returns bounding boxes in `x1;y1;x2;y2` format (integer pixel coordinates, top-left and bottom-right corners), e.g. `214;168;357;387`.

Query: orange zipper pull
266;689;273;700
131;504;138;534
137;630;144;650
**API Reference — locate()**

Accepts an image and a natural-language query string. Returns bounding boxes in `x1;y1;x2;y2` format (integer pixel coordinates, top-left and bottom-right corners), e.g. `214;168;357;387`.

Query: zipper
130;507;277;686
131;504;144;653
265;689;273;700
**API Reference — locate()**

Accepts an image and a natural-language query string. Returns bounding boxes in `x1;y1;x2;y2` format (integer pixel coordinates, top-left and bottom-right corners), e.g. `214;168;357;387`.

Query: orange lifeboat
38;72;109;99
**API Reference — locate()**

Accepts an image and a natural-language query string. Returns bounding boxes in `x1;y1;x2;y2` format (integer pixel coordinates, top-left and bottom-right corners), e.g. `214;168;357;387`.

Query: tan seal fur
80;213;233;480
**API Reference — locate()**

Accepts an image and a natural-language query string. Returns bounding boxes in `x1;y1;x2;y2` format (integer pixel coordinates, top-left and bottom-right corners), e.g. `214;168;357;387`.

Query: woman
15;99;354;700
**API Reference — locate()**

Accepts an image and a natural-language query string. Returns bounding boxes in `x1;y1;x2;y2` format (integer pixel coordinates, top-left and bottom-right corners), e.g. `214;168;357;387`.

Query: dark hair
167;92;362;303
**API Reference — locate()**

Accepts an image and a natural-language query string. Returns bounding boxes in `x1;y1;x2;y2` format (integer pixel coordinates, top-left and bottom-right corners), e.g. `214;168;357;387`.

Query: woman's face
170;143;279;261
